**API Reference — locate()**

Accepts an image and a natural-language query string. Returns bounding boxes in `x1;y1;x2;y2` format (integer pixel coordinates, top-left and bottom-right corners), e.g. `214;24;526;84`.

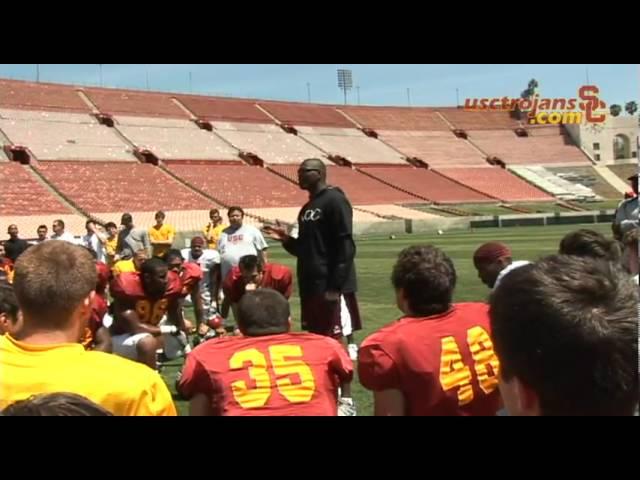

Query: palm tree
625;101;638;116
521;79;539;99
610;104;622;117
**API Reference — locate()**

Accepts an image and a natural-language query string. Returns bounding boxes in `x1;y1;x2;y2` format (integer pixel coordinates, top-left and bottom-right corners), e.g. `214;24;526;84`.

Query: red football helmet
207;314;224;330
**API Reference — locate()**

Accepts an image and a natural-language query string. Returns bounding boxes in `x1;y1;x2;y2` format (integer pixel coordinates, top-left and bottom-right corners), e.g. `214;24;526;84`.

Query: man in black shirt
4;225;29;263
263;158;362;360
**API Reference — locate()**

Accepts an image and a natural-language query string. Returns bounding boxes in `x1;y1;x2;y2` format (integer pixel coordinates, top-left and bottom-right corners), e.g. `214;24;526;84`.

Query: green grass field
162;222;612;416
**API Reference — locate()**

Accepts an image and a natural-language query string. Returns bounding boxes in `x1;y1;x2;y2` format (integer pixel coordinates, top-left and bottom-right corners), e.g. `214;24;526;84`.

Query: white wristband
160;325;178;334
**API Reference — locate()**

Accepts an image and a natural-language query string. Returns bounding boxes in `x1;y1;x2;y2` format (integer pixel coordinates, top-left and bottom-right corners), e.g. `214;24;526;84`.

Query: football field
163;222;612;416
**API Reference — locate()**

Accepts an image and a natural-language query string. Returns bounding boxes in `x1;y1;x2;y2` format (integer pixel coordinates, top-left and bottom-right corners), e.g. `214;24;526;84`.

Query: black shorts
300;292;362;338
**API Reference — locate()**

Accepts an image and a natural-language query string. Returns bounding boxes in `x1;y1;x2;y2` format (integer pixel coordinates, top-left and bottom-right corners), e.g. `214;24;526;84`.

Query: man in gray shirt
116;213;151;258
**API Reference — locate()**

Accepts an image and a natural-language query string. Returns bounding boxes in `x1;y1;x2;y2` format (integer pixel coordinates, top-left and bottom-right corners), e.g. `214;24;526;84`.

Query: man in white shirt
50;219;76;244
181;236;220;316
30;225;49;245
81;220;107;264
217;207;268;283
217;207;268;328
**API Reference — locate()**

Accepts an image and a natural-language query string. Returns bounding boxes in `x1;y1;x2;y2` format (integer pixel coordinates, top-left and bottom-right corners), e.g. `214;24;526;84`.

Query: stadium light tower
337;69;353;105
98;64;103;87
36;64;40;83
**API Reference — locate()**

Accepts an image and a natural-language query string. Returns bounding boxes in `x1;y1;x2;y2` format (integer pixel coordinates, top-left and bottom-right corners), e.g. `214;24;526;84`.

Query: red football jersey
359;303;501;416
179;262;204;297
110;271;182;326
95;261;110;295
81;293;108;350
179;332;353;416
223;263;293;303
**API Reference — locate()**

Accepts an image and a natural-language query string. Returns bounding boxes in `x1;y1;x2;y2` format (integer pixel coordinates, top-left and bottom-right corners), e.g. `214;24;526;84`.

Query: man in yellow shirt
104;222;119;266
0;241;177;416
149;211;175;259
203;208;226;250
112;248;148;276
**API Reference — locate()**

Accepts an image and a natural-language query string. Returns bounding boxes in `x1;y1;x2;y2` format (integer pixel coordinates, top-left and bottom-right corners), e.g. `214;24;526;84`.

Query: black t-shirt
4;238;29;262
288;187;357;296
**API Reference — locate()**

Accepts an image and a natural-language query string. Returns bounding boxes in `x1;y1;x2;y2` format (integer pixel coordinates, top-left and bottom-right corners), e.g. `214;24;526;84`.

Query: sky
0;64;637;108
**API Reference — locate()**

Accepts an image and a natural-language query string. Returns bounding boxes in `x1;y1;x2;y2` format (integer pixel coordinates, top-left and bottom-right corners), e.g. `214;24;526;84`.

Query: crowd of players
0;161;637;416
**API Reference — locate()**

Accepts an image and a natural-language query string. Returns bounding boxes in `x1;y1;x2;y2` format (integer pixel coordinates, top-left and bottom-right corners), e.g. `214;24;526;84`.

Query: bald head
302;158;326;173
298;158;327;192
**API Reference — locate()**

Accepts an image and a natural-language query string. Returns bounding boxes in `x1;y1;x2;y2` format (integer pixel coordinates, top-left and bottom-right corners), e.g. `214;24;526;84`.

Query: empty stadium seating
509;166;598;200
297;126;407;165
35;161;212;214
468;129;590;166
439;108;522;130
526;125;566;136
0;109;137;161
340;106;450;131
166;163;308;208
607;163;638;184
84;88;189;119
0;163;73;216
115;116;240;161
175;95;273;123
378;130;487;166
211;122;327;165
547;166;622;199
270;165;421;205
436;167;552;202
0;79;90;113
259;102;354;128
359;166;494;203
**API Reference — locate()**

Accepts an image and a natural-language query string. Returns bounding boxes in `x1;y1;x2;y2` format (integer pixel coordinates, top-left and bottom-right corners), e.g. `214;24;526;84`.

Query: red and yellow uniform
359;303;500;416
0;334;176;416
178;333;353;416
81;293;108;350
179;262;204;297
110;270;183;327
0;258;14;284
223;263;293;303
80;262;111;350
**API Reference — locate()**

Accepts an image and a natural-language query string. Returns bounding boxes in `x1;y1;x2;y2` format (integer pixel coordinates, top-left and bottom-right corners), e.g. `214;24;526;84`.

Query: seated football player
221;254;292;322
180;236;221;317
165;249;203;333
80;260;112;353
177;289;355;416
109;257;189;369
473;242;530;291
359;245;501;416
